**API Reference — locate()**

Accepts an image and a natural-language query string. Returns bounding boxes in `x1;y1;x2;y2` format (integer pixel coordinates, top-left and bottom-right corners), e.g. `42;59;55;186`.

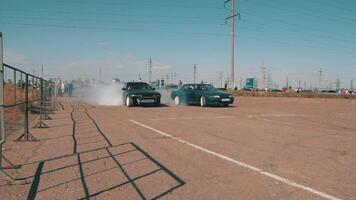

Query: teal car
122;82;161;107
171;84;234;107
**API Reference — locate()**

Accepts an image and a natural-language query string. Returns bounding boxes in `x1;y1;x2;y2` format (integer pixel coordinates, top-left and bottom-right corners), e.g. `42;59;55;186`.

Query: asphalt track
1;97;355;200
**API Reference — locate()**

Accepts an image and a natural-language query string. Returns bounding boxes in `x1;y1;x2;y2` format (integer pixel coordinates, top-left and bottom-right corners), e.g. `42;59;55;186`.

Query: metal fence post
20;72;23;99
34;78;48;128
16;74;37;141
43;81;52;120
32;76;34;102
0;32;5;168
24;74;29;140
14;70;16;104
52;82;56;111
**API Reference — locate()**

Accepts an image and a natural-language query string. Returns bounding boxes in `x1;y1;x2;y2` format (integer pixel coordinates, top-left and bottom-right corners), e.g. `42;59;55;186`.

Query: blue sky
0;0;355;88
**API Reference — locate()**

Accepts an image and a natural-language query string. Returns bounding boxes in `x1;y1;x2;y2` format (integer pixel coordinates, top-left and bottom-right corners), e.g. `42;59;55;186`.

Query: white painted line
150;116;235;121
129;119;342;200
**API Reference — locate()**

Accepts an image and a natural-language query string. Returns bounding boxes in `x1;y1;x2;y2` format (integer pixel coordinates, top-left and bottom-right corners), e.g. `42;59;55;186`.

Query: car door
186;84;197;103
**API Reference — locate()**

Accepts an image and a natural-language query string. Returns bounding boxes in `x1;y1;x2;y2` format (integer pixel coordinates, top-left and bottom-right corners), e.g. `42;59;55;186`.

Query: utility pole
149;58;152;84
303;81;306;89
219;71;223;88
239;77;243;90
171;71;174;84
286;76;289;89
260;67;267;90
350;80;353;90
225;0;239;89
99;68;102;82
336;77;341;90
267;74;272;90
193;64;197;83
318;68;323;91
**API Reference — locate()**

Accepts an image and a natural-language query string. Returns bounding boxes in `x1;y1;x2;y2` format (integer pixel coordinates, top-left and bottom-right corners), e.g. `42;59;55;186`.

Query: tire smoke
75;83;124;106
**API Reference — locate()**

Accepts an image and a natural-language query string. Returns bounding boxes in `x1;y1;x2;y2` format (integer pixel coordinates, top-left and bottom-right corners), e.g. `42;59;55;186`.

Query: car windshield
198;84;217;91
127;83;152;90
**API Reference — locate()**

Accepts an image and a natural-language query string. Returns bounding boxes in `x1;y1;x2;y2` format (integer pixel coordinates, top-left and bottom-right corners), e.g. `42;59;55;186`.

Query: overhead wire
248;0;356;26
0;8;221;21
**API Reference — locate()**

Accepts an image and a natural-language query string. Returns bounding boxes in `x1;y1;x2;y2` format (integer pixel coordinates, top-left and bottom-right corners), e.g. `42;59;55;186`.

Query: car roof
126;82;148;84
182;83;210;86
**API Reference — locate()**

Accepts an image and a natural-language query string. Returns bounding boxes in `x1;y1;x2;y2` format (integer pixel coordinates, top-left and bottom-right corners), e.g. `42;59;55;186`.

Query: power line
308;0;356;14
250;0;356;26
239;24;356;51
3;12;356;48
238;34;356;54
0;21;227;36
2;21;356;54
240;17;356;45
241;11;356;41
0;15;221;26
32;0;225;10
275;0;356;15
0;8;221;21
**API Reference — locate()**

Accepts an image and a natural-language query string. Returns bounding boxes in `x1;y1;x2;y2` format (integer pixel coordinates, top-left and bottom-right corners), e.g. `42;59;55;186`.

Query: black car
122;82;161;107
171;84;234;107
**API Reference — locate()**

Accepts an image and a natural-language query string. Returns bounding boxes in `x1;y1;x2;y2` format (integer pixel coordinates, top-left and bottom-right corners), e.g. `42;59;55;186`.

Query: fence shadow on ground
23;142;185;200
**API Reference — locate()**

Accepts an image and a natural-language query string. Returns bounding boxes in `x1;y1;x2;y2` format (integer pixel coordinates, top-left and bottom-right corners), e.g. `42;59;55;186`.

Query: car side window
181;85;189;90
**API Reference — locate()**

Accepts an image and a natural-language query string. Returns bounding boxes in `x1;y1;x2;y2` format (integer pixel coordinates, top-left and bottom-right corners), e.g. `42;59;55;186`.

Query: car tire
174;96;180;105
200;96;206;107
156;98;161;107
126;96;133;107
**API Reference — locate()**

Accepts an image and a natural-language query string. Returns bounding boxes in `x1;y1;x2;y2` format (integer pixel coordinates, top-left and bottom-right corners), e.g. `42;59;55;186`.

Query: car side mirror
122;88;127;91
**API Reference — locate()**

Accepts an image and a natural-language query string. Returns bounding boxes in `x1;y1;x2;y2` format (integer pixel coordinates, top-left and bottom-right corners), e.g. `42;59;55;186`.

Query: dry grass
232;90;356;99
4;83;40;124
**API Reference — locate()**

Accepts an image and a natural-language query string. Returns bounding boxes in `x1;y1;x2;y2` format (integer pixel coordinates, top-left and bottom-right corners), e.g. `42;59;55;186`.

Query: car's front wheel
174;96;180;105
126;96;133;107
200;96;206;107
155;98;161;107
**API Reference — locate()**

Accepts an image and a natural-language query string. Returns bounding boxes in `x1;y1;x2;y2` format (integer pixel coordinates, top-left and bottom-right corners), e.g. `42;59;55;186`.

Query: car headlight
229;95;234;98
131;94;142;97
209;95;220;99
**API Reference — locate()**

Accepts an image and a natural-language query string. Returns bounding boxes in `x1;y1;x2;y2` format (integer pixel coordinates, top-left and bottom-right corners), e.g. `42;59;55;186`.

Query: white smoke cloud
76;83;124;106
74;82;176;106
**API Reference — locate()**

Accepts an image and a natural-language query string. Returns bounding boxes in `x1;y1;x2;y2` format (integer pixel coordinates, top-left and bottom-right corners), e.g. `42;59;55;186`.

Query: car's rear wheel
126;96;133;107
200;96;206;107
174;96;180;105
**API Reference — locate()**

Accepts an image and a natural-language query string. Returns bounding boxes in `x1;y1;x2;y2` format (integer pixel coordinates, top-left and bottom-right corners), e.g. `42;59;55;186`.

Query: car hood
127;89;160;95
199;90;232;97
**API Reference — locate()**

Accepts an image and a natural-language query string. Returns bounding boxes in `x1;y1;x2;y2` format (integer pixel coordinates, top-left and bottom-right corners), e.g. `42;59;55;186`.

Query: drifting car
171;84;234;107
122;82;161;107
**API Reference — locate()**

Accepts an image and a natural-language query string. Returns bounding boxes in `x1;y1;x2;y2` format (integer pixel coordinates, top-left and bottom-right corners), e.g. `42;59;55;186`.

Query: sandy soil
1;97;355;200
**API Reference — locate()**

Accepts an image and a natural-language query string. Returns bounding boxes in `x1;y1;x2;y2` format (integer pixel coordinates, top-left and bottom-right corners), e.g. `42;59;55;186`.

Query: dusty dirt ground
1;97;355;200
